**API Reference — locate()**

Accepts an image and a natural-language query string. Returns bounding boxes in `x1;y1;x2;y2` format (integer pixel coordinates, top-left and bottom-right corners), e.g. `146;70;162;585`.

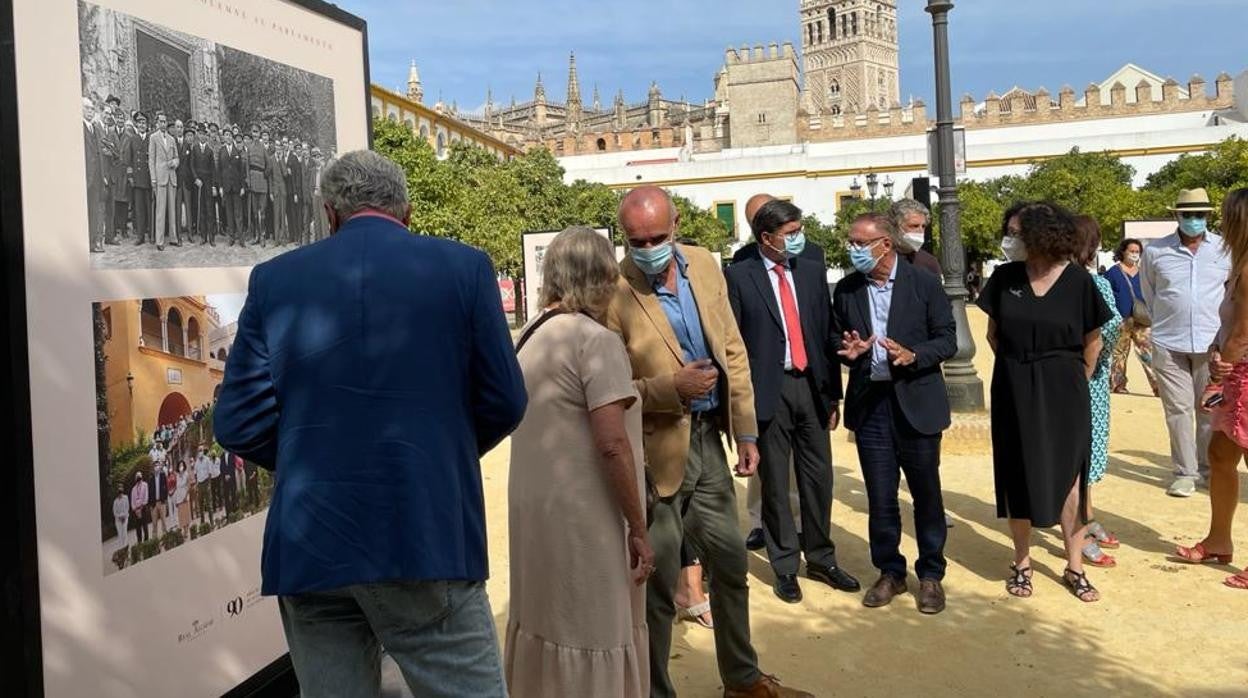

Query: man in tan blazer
606;186;811;698
148;113;180;250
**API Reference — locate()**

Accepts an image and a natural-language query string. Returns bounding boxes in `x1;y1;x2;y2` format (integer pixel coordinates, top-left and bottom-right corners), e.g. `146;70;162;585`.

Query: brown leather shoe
918;578;946;614
723;673;814;698
862;573;907;608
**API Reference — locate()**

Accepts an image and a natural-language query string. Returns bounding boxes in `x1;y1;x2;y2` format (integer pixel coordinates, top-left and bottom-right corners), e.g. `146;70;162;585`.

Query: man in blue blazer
214;150;526;697
833;212;957;615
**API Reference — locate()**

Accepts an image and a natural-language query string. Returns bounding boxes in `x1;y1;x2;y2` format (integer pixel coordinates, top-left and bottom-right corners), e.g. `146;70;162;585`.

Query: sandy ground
385;308;1248;697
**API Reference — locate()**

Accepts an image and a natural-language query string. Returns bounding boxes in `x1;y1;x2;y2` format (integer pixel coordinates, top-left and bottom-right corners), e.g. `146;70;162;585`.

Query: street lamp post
926;0;984;411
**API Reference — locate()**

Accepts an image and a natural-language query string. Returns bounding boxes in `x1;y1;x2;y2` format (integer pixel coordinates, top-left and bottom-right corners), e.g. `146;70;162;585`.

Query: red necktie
773;265;808;371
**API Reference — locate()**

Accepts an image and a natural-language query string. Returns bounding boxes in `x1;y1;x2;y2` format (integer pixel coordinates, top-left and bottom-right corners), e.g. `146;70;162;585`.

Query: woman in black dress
977;202;1112;603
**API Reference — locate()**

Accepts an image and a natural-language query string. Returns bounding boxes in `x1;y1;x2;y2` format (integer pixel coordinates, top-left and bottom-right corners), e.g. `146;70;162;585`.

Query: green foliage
1145;136;1248;226
802;213;845;267
160;529;185;552
370;118;731;274
1011;149;1145;248
218;46;337;149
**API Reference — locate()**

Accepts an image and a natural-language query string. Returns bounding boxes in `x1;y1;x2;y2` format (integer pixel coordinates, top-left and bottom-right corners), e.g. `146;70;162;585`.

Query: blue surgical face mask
1179;216;1208;237
784;231;807;257
631;241;674;276
848;240;881;274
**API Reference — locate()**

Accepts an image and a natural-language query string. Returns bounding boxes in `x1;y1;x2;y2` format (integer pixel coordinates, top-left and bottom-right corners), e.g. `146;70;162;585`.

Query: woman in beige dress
506;226;655;698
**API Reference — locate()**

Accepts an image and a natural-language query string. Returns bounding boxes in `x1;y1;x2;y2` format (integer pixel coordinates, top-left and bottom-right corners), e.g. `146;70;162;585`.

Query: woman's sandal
676;600;713;629
1175;542;1233;565
1087;520;1120;549
1063;568;1100;603
1082;539;1117;568
1006;564;1033;598
1223;572;1248;590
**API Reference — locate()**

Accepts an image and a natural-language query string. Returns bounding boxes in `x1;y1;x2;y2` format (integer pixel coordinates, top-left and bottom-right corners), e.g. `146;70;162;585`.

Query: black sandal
1062;567;1100;603
1006;563;1033;598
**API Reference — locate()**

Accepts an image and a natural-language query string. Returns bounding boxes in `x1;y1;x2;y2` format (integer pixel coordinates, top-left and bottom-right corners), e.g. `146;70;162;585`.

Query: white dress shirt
761;252;800;371
1140;231;1230;354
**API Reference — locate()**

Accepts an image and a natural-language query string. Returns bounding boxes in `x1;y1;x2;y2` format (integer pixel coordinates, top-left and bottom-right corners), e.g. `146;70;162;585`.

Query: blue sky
342;1;1247;113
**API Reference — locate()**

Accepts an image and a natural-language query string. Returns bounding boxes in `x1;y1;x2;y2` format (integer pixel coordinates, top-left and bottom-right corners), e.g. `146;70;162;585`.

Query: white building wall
560;110;1248;242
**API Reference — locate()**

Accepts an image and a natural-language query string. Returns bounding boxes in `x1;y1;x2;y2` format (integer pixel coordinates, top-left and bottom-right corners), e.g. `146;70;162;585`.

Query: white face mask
904;232;926;249
1000;235;1028;262
1125;252;1141;265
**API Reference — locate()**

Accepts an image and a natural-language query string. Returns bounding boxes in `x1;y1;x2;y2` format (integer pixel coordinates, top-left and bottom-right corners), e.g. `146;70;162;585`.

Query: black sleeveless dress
976;262;1112;527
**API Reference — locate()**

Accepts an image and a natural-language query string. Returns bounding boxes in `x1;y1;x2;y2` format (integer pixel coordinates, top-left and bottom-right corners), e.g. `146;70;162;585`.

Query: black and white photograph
93;293;273;575
78;0;338;270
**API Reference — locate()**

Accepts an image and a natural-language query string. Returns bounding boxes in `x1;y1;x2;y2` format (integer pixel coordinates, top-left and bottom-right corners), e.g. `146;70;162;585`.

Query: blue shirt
1102;264;1142;319
1140;231;1230;353
651;247;719;412
761;252;800;370
867;255;899;381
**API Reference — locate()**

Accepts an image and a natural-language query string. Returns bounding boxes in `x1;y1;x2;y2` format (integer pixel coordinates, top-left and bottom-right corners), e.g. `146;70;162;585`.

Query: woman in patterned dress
1074;216;1122;567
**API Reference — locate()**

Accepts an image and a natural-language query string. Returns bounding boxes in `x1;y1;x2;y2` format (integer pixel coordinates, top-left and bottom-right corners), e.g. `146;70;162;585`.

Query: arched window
435;132;446;158
829;9;837;39
419;124;430;141
167;308;185;357
404;117;414;132
596;137;607;151
806;23;813;45
371;105;380;119
841;15;848;37
851;12;858;35
830;80;841;97
140;299;162;349
186;316;201;360
816;20;823;43
386;112;397;122
216;348;228;361
830;105;842;116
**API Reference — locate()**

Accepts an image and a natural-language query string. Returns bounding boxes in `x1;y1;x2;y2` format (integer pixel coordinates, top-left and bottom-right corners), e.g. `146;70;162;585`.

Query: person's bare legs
1194;432;1242;555
673;563;712;626
1059;480;1099;601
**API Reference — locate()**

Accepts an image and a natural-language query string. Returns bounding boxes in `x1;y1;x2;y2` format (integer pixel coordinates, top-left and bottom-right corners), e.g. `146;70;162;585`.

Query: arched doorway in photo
157;391;192;429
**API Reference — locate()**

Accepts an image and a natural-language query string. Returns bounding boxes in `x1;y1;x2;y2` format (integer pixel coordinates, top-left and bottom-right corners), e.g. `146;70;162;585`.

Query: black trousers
757;371;838;576
854;382;947;581
111;200;128;241
131;187;151;243
224;192;244;244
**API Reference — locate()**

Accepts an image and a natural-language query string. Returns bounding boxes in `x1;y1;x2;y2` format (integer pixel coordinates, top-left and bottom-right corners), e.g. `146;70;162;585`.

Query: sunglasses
1179;212;1208;220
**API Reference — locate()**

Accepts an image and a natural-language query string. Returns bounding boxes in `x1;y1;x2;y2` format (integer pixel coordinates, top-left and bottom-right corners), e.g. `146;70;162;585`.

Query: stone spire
566;52;582;127
407;59;423;104
534;73;546;103
592;83;602;112
485;86;494;118
534;74;547;126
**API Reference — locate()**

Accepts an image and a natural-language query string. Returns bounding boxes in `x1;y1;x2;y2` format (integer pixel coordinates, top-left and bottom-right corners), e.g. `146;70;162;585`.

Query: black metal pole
926;0;984;411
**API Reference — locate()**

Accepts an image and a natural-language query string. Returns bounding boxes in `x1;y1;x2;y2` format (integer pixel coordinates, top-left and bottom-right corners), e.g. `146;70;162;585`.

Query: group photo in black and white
77;0;338;270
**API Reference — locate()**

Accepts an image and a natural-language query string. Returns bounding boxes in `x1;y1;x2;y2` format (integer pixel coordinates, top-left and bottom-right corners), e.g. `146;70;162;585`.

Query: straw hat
1168;188;1214;212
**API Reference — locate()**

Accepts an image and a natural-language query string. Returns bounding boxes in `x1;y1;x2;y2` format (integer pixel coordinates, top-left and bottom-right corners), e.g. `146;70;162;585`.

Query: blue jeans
279;580;506;698
854;384;947;581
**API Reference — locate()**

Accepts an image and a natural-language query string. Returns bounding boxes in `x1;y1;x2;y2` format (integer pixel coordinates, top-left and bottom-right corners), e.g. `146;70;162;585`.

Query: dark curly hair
1000;201;1030;238
1114;237;1143;262
1015;202;1080;260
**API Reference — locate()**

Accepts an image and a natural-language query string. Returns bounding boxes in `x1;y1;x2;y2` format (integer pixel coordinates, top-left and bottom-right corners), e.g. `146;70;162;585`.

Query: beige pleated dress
505;312;649;698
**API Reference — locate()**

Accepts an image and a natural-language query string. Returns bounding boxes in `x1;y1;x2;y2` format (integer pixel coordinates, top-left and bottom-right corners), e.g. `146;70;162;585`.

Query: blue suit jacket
214;214;527;595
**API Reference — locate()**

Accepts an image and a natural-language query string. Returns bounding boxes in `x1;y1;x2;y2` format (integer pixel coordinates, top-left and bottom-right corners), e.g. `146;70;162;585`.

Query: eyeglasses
846;236;887;251
769;226;804;240
1179;212;1208;220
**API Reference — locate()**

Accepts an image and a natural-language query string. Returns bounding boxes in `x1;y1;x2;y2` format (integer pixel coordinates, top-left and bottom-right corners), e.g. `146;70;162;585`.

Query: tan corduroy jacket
605;244;757;496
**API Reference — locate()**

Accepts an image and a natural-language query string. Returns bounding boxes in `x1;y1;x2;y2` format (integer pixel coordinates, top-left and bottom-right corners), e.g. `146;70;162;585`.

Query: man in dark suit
149;461;170;538
217;131;247;246
218;447;237;516
189;125;216;245
123;112;152;245
832;212;957;614
83;98;105;252
214;149;526;695
285;141;305;244
99;105;129;246
726;199;858;603
175;121;196;243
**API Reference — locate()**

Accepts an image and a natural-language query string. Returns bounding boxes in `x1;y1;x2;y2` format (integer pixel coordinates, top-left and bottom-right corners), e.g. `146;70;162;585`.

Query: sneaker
1167;476;1197;497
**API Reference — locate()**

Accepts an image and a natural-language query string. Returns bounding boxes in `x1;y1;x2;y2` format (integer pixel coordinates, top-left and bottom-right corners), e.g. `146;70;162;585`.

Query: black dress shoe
806;562;861;592
773;574;802;603
745;528;765;551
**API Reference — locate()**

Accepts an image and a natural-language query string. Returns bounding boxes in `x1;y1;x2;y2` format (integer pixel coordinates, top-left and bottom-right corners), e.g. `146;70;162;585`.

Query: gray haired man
888;198;942;278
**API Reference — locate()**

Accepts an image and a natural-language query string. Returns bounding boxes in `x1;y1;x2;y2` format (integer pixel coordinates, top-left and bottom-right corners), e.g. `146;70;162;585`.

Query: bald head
619;185;679;248
745;193;774;230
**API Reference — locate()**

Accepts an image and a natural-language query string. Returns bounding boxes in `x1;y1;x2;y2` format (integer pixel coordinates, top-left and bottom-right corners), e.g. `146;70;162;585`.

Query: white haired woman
505;226;655;697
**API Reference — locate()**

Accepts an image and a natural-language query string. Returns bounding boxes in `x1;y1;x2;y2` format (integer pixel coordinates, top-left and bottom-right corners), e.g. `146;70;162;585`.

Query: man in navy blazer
726;199;859;604
832;212;956;614
214;150;526;696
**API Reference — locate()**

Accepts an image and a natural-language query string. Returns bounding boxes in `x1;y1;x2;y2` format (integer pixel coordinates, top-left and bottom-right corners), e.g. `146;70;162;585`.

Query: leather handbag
1130;298;1152;327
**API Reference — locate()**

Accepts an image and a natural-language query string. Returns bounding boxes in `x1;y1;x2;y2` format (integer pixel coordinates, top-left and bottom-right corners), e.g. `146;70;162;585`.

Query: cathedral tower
407;60;424;104
798;0;900;114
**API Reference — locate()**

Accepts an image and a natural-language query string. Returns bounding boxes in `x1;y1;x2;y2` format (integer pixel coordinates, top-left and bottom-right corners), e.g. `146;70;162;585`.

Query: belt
1015;349;1081;364
248;164;266;172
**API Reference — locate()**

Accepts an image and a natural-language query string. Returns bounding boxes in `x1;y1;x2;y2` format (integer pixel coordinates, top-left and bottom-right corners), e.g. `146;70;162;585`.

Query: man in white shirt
208;446;223;523
194;445;213;524
1141;188;1231;497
